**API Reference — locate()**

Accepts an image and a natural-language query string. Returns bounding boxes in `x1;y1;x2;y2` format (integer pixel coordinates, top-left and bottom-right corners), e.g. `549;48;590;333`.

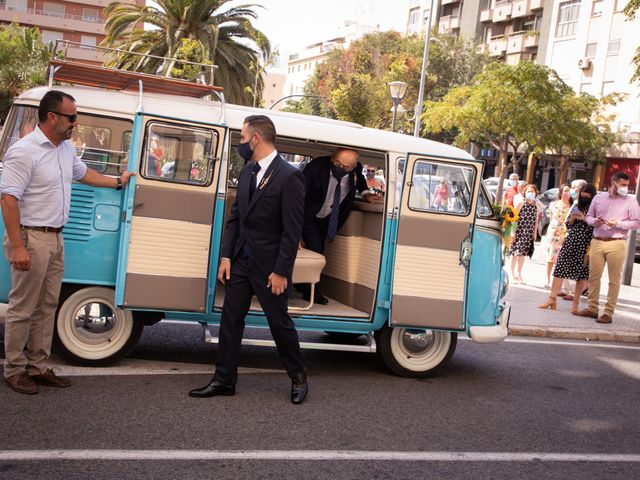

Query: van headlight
500;268;509;299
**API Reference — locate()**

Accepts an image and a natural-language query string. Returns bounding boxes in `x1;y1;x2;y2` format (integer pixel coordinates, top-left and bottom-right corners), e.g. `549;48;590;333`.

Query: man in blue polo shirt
0;90;134;394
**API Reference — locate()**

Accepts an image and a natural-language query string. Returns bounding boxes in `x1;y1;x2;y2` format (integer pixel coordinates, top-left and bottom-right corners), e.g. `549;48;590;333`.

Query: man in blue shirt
0;90;134;394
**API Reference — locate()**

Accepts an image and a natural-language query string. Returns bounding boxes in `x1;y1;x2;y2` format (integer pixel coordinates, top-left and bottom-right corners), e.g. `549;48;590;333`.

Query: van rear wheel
54;287;143;366
376;325;457;377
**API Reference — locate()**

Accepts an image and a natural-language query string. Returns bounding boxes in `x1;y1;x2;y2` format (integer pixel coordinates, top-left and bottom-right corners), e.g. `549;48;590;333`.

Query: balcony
506;32;525;54
441;0;459;4
511;0;530;18
0;5;105;34
489;35;508;56
530;0;543;10
493;1;512;22
524;31;539;48
66;46;106;65
480;9;492;22
438;15;460;34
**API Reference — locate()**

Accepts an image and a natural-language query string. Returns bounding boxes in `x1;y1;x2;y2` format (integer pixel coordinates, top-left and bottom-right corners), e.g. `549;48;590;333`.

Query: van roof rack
49;41;223;98
48;40;226;122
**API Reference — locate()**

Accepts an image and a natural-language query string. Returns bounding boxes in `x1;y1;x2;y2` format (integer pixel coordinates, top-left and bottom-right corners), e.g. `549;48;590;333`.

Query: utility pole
413;0;435;138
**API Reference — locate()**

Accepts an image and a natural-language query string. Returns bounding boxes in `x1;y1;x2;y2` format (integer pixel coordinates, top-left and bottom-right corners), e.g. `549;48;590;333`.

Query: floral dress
552;207;594;280
544;200;571;263
510;201;537;256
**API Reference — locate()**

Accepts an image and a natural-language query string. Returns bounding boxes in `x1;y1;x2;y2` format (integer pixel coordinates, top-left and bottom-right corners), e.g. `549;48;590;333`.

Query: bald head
331;148;359;172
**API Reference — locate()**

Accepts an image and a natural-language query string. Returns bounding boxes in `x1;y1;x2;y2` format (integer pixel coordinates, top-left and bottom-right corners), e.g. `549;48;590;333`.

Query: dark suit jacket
302;156;368;230
221;154;304;279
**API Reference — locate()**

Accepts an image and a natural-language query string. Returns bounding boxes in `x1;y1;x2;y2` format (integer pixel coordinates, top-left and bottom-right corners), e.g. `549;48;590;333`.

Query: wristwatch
115;177;123;190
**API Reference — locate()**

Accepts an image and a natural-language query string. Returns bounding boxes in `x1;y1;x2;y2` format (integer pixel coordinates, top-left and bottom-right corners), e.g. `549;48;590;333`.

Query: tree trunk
494;137;509;203
526;152;536;185
558;156;569;187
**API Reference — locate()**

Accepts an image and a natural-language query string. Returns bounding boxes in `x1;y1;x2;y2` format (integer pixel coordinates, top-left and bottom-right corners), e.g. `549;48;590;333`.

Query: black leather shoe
291;373;308;405
189;380;235;398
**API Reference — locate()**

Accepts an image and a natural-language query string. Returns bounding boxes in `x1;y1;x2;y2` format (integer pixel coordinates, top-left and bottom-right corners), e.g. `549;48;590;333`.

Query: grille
64;185;95;242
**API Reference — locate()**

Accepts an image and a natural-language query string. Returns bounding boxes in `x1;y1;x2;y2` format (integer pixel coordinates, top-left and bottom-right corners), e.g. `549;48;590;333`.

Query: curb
508;325;640;344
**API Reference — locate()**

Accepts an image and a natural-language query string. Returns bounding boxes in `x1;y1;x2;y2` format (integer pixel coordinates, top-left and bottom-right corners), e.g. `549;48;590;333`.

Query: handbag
527;239;535;258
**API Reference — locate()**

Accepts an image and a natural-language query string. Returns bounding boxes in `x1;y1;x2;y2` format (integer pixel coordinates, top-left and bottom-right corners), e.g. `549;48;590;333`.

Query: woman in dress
543;184;572;286
433;178;450;211
510;184;539;284
538;184;596;313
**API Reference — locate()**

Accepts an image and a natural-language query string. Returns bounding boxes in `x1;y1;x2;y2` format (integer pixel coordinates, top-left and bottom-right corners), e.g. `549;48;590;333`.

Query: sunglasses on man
50;111;78;123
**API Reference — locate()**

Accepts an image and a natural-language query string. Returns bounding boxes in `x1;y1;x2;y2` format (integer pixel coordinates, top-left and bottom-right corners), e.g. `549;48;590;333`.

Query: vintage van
0;56;510;378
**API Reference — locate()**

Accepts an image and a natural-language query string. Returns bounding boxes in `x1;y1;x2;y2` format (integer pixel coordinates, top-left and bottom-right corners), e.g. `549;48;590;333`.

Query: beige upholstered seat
292;248;326;284
290;248;326;310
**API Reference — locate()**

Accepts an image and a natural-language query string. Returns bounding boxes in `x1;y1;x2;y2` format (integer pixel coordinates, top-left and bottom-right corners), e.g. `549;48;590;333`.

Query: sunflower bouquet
492;204;519;252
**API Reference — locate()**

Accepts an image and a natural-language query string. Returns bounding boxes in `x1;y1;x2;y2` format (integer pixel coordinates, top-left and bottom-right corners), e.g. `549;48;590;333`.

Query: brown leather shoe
5;372;38;394
596;314;613;324
575;308;598;319
31;368;71;388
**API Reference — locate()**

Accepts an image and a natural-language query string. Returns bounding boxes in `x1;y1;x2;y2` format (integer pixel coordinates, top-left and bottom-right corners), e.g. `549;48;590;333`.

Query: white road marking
46;359;283;377
0;450;639;462
460;336;640;351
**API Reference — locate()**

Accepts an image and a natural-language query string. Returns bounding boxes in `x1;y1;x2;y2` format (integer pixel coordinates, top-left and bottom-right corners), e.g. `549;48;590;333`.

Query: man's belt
593;236;624;242
20;225;63;233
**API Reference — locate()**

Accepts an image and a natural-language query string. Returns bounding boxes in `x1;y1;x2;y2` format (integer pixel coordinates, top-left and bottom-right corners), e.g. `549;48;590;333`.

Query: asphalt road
1;322;640;479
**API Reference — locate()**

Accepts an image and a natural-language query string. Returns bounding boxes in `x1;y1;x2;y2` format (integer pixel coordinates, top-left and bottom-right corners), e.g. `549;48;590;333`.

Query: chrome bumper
468;301;510;344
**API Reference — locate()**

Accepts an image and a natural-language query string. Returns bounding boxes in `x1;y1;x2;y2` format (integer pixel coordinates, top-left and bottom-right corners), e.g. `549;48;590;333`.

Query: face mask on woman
561;190;571;201
578;194;592;210
525;191;535;201
570;188;578;200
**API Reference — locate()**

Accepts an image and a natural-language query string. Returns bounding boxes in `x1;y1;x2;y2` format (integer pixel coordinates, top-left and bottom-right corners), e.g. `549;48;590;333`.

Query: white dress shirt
255;149;278;187
316;173;351;219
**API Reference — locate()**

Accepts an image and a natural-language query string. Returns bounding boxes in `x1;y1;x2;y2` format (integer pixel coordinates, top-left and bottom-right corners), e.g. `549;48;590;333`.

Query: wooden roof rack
48;40;226;122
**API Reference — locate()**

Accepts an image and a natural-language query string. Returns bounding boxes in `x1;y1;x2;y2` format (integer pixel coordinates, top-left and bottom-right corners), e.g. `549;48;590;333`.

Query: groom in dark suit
189;115;308;404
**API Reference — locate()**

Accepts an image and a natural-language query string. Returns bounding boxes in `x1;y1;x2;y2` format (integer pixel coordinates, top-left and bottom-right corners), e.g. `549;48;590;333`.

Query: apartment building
283;21;378;100
0;0;144;65
543;0;639;189
406;0;551;66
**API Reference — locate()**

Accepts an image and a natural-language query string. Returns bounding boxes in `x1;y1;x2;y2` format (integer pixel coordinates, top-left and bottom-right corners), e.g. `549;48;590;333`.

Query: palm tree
102;0;270;105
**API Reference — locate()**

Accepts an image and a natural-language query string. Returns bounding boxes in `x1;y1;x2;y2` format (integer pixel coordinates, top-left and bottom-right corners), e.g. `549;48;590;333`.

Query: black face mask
578;195;592;210
238;140;254;162
331;163;348;180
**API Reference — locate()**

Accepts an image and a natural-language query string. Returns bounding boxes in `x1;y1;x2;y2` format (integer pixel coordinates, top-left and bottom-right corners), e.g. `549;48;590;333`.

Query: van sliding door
390;154;483;330
115;113;227;312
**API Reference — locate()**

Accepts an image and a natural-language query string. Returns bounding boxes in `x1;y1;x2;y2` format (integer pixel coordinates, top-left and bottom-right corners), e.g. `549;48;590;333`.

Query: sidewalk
505;244;640;343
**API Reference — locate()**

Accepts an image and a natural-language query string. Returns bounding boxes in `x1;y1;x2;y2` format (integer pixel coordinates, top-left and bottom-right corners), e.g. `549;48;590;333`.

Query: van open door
390;153;483;330
115;113;227;312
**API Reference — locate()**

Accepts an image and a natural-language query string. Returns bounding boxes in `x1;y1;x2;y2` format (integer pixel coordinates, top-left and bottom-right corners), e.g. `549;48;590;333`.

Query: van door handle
459;236;472;269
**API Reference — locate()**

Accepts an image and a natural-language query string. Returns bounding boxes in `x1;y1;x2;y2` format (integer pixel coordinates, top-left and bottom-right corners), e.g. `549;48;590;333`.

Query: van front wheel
54;287;143;366
376;326;457;377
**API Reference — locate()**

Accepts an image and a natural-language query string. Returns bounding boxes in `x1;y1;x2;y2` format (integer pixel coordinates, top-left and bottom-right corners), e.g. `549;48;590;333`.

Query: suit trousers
587;238;626;316
213;254;306;385
302;216;330;255
3;230;64;378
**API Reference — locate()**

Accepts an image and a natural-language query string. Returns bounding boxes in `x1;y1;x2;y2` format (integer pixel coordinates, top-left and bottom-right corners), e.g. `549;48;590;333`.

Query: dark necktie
249;162;261;200
327;177;342;241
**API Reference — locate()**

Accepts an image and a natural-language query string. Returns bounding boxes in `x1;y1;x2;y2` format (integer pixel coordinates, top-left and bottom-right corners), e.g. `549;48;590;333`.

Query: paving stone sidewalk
505;246;640;343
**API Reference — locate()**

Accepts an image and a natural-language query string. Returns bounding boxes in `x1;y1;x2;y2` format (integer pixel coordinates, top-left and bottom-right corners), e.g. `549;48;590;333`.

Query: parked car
483;177;510;203
536;188;558;237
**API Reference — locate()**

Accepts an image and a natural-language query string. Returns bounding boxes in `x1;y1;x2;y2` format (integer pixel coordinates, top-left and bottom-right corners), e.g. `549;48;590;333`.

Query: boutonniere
259;171;273;190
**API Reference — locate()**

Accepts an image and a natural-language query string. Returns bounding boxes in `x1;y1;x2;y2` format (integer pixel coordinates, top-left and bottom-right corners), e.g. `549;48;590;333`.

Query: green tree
624;0;640;82
284;30;492;131
422;61;616;200
0;23;50;123
102;0;270;105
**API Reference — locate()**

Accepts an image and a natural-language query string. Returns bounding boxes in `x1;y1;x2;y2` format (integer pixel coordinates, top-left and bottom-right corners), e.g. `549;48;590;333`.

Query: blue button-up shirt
1;126;88;227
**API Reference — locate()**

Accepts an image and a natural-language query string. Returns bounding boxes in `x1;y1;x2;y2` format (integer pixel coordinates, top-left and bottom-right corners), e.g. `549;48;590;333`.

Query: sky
247;0;409;57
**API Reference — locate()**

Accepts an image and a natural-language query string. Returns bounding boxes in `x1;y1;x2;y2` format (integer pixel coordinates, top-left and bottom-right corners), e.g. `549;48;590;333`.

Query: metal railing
0;4;101;23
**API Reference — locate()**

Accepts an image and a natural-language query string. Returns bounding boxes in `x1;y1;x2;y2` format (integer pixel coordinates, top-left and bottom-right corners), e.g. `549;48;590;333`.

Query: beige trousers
587;238;626;316
3;229;64;378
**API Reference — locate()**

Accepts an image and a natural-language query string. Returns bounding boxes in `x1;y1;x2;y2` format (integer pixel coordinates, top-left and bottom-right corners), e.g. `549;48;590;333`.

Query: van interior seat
292;248;326;285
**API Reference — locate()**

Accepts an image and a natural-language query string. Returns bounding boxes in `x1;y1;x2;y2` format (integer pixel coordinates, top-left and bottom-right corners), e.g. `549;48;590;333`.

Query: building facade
283;21;379;102
0;0;144;65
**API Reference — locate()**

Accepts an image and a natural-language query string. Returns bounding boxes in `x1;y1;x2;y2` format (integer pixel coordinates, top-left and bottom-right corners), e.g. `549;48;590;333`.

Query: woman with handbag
538;184;596;312
510;184;539;284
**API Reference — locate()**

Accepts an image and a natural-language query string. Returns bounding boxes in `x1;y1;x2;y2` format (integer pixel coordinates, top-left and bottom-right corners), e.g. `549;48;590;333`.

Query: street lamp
388;81;408;132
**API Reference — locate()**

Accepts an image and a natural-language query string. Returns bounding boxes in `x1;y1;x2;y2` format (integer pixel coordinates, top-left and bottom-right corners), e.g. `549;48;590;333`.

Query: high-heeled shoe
538;298;557;310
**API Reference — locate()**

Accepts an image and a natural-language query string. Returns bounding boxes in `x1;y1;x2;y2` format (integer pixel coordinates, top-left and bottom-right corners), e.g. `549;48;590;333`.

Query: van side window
143;122;217;186
408;160;476;216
